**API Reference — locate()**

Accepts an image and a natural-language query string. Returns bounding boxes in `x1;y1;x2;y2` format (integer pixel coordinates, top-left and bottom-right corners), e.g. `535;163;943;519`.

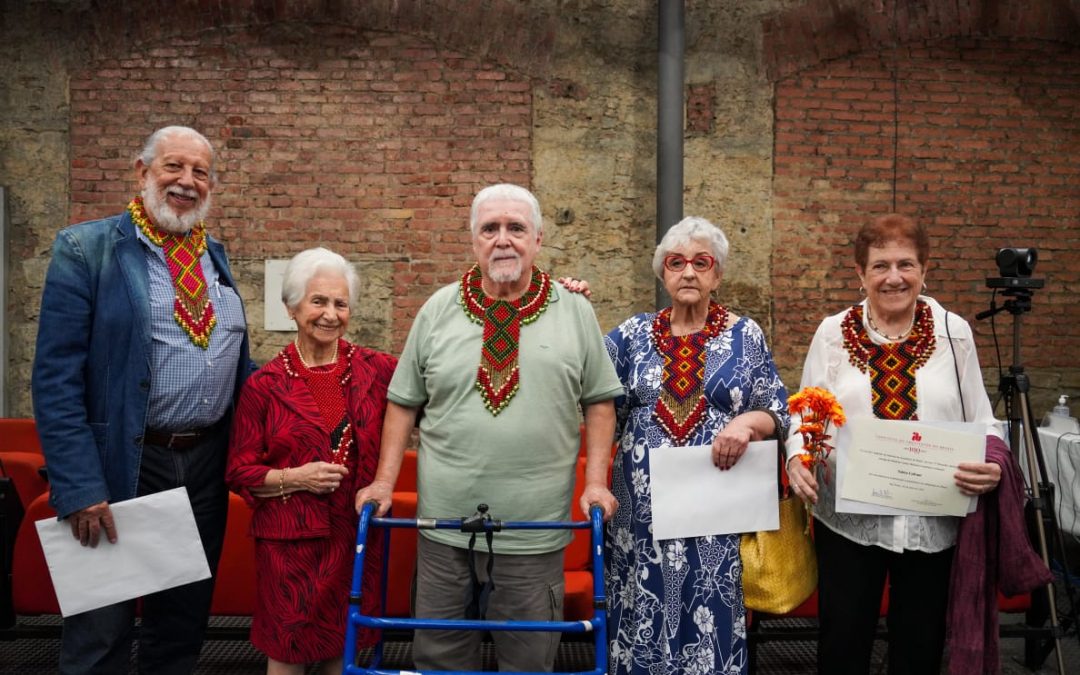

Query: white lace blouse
785;296;1002;553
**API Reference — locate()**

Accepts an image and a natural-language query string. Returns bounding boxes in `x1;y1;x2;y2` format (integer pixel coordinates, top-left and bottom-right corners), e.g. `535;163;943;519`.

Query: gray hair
469;184;543;236
136;126;217;182
652;216;730;280
281;247;359;310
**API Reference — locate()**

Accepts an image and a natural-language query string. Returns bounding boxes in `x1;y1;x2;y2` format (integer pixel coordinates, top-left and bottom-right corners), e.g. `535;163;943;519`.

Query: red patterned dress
226;340;396;664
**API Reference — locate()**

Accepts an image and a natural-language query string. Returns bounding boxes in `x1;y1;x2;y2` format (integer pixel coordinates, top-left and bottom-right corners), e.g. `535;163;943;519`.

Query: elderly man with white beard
32;126;252;674
356;183;622;672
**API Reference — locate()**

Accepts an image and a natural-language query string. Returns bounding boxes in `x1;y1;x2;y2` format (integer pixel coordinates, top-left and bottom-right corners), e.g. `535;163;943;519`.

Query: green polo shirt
389;281;623;553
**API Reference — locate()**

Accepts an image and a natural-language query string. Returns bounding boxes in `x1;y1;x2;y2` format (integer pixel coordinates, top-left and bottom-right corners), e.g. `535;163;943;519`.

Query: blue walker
343;502;609;675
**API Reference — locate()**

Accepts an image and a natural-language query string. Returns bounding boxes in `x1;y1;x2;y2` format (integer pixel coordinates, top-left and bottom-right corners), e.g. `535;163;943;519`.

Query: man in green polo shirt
356;183;622;672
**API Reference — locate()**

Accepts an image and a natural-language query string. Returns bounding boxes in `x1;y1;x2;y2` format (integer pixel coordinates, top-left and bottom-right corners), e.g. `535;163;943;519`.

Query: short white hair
652;216;730;280
136;126;217;183
281;247;359;310
469;184;543;236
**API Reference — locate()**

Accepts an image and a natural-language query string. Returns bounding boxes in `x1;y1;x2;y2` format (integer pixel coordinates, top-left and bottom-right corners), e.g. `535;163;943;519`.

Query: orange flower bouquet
788;386;846;531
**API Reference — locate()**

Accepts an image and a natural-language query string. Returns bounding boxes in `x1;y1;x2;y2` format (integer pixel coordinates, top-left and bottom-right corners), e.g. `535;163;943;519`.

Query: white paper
649;440;779;540
35;487;211;616
836;418;985;516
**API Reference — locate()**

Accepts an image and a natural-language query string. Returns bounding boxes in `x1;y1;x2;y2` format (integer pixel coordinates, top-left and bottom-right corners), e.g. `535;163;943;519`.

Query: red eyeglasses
663;254;716;273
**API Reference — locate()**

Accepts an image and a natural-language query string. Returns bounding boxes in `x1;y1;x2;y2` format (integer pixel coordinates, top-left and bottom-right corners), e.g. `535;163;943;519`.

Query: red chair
0;452;49;510
395;450;418;492
11;492;60;615
576;423;618;461
383;491;418;618
12;492;260;620
564;457;594;621
0;419;41;454
208;493;257;616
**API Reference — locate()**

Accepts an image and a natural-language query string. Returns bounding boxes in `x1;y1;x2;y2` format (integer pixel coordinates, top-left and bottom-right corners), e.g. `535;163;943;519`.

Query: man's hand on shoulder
68;501;118;547
557;277;592;299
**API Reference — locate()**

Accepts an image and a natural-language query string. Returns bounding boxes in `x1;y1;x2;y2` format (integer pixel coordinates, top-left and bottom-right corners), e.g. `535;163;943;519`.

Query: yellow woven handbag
740;494;817;614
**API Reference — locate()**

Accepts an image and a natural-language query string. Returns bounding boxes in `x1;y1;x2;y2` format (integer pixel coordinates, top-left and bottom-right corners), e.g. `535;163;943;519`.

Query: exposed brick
772;38;1080;373
64;27;532;353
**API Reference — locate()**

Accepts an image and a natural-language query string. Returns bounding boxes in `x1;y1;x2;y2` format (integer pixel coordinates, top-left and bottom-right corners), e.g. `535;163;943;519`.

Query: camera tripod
978;285;1077;672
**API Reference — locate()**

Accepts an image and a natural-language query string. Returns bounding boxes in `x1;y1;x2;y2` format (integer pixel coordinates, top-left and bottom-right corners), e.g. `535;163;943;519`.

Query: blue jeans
58;428;229;675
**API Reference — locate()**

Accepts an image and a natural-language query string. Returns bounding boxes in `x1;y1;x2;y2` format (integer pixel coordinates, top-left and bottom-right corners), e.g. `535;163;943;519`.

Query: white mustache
167;187;199;199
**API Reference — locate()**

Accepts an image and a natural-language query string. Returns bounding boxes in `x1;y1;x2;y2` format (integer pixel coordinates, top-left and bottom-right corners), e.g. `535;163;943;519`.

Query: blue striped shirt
137;227;245;431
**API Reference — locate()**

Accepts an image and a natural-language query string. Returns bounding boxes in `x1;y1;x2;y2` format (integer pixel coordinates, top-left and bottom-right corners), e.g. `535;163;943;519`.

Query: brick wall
68;28;531;356
4;1;1078;416
771;38;1080;389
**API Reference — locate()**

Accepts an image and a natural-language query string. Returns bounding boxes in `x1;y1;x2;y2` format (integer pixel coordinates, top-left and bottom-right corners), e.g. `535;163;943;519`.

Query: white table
1034;427;1080;538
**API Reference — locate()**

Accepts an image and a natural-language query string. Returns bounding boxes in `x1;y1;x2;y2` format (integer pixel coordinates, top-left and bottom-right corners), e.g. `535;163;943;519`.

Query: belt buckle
167;431;199;449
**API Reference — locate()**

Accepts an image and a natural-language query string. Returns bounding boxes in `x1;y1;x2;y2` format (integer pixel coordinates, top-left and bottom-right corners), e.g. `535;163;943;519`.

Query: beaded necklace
866;304;916;341
294;337;339;368
281;340;355;465
650;301;729;445
841;300;935;420
459;264;552;415
128;197;216;349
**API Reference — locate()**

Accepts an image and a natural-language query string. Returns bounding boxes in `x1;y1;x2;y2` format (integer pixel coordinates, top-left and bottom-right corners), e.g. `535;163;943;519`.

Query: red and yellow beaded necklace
841;300;935;420
459;263;552;416
128;197;217;349
281;340;356;465
651;301;729;445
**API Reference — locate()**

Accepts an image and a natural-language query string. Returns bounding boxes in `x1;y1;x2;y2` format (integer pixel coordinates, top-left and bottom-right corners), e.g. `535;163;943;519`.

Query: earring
922;282;927;293
859;285;866;296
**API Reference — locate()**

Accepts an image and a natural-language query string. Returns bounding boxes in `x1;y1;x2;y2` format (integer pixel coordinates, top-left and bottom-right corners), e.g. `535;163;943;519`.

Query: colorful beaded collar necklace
841;300;935;420
651;301;729;445
459;263;552;415
128;197;216;349
281;340;355;465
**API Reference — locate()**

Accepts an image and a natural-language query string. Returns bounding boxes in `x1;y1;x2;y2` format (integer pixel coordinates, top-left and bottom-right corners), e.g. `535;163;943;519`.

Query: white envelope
649;440;779;540
36;486;211;616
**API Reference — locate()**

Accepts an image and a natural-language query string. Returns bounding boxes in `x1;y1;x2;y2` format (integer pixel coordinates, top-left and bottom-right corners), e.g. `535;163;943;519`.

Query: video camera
985;247;1045;290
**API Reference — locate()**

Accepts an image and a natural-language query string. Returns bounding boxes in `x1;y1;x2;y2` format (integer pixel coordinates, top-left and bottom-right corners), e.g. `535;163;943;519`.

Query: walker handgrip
589;503;604;523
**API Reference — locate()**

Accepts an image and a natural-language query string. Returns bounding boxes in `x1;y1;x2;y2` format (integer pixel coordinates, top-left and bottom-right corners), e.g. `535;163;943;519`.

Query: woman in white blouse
785;214;1002;674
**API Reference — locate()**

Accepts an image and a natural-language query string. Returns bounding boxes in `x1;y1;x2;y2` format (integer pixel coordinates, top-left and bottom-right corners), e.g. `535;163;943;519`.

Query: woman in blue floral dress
604;217;789;675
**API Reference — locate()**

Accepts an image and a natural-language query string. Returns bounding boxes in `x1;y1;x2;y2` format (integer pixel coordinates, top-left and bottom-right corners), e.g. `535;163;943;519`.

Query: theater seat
564;457;596;622
0;452;49;510
11;493;60;615
0;419;41;454
208;493;257;616
13;492;260;619
395;450;417;492
998;590;1032;613
383;491;418;618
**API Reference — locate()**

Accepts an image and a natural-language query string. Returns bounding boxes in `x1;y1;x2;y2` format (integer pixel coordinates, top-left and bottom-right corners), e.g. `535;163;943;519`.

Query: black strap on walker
462;503;499;620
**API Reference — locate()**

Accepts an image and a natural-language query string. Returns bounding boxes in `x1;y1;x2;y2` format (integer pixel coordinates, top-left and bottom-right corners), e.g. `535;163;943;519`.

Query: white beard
487;252;523;283
142;184;211;234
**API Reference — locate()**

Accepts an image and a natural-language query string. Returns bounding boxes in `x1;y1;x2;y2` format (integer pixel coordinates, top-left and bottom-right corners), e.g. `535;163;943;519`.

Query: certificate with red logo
838;417;984;516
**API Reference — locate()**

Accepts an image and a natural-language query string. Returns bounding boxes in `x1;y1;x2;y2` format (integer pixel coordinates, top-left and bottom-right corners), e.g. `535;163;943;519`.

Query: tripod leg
1018;392;1068;674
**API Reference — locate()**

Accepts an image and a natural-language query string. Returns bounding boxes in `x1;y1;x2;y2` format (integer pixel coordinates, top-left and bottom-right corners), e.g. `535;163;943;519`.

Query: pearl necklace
865;304;915;342
294;337;338;369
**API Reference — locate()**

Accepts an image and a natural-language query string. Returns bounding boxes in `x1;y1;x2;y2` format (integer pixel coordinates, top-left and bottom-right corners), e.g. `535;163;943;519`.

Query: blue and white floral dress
603;312;789;675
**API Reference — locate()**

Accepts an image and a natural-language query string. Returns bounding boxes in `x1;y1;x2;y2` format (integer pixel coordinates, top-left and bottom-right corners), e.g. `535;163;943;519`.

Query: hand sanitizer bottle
1044;395;1080;434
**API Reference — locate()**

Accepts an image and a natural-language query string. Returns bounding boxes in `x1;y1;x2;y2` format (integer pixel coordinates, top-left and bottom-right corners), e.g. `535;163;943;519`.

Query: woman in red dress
227;247;396;674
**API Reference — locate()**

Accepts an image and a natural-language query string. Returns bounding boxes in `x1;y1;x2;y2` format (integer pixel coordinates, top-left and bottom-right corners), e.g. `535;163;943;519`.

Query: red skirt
251;485;383;664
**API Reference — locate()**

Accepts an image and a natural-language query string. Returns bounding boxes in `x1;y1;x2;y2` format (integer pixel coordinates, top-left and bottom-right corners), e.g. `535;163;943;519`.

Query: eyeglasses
663;254;716;273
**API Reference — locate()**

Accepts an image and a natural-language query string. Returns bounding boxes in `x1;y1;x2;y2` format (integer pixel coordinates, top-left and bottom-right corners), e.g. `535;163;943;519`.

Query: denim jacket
31;211;251;519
